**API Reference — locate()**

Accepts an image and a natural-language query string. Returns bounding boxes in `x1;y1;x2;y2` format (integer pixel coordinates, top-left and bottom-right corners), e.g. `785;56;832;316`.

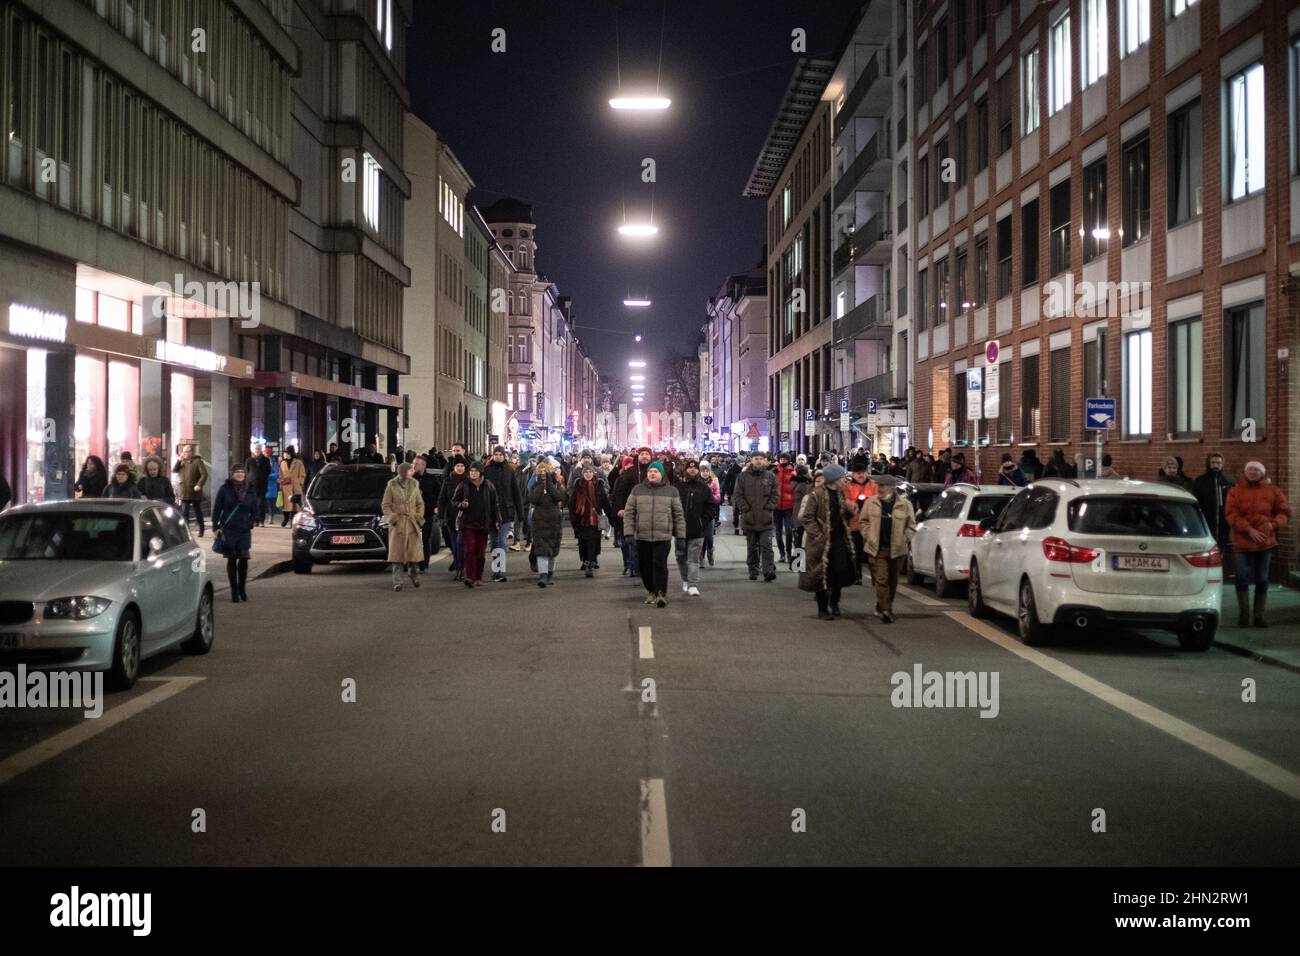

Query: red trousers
461;524;488;583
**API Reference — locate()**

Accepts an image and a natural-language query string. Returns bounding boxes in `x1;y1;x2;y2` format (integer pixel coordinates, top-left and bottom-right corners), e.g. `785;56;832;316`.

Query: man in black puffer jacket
483;446;524;581
674;460;718;596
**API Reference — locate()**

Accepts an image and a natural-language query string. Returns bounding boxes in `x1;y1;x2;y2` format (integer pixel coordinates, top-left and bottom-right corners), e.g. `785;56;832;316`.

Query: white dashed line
640;777;671;866
948;611;1300;803
639;626;654;660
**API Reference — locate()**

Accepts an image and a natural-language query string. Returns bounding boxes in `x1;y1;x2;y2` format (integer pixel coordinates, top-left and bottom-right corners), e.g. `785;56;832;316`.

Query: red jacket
1224;481;1291;553
775;463;796;510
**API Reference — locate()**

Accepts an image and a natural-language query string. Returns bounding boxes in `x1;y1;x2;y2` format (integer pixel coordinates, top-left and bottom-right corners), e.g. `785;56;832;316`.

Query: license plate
1112;554;1169;572
331;534;366;545
0;632;23;649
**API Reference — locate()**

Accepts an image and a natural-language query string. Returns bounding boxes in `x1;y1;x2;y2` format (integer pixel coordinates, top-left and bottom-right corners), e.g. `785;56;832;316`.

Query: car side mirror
978;516;998;532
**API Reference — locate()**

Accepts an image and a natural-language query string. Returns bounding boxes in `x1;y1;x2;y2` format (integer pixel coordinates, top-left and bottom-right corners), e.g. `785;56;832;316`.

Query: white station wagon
966;479;1222;650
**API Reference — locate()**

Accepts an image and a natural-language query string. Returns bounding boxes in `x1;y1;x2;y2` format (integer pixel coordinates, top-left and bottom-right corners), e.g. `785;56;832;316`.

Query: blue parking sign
1084;396;1116;430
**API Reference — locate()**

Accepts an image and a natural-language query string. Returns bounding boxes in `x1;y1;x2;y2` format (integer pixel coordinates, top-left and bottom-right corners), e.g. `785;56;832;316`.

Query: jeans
622;537;641;575
773;508;794;558
637;540;671;593
182;498;205;534
745;528;775;577
702;519;714;557
1234;550;1273;595
492;520;514;552
675;537;704;585
537;555;553;576
446;526;462;572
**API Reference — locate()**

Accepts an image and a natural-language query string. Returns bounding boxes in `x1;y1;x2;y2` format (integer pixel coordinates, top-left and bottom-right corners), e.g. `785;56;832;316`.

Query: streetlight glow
628;360;647;368
609;96;671;111
618;223;659;237
623;298;653;307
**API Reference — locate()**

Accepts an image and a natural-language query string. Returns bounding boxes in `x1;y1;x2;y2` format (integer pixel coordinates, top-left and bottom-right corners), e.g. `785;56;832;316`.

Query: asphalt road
2;517;1298;866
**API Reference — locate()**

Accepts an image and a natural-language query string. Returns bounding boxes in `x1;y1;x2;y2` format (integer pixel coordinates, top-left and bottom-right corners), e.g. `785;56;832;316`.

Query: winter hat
113;463;132;478
492;445;506;455
637;446;653;456
796;454;808;464
1245;460;1266;477
648;461;666;479
849;454;871;473
823;463;847;483
1001;452;1013;462
873;474;900;487
795;463;810;478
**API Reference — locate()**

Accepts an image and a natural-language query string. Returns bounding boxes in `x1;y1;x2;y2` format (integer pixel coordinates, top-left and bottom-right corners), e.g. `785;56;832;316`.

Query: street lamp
634;334;643;343
618;223;659;237
623;298;652;307
628;360;646;368
609;96;671;110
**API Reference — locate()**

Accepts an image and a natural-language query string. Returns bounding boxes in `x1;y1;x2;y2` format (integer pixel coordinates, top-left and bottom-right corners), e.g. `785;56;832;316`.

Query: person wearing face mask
797;463;858;621
623;460;686;607
1192;453;1235;576
859;475;917;623
1224;461;1291;627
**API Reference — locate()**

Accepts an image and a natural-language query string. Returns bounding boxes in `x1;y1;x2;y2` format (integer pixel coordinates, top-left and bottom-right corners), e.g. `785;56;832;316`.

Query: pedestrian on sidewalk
244;444;269;523
278;448;306;528
437;457;469;580
675;459;718;596
698;459;722;566
614;448;653;578
485;445;524;581
569;462;611;578
772;453;797;564
105;463;143;499
799;463;858;621
382;461;425;591
790;462;813;555
212;462;259;603
411;455;441;572
843;455;876;584
734;451;778;582
528;458;566;587
1225;461;1291;627
452;461;500;588
1192;452;1234;579
860;474;917;623
624;460;686;607
997;453;1026;486
264;450;281;525
1157;455;1194;492
173;444;209;535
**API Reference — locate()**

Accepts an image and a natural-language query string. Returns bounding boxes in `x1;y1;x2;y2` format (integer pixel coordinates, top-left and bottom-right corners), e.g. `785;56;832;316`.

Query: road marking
640;777;672;866
947;611;1300;803
897;584;948;607
639;626;654;660
0;676;205;787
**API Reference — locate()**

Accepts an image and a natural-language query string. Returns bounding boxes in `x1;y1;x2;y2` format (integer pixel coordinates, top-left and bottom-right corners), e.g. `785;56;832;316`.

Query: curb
1212;638;1300;676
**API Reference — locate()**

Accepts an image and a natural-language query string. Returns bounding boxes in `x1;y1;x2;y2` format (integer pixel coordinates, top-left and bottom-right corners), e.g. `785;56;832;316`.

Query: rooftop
743;58;835;199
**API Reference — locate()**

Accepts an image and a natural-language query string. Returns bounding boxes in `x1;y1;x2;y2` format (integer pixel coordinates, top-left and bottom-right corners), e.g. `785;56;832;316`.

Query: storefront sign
154;340;228;374
8;304;68;343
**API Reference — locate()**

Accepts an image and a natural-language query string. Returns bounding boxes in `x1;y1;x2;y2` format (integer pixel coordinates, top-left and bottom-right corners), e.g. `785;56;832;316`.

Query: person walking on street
245;445;270;523
1224;461;1291;627
105;462;144;499
944;452;977;486
614;447;653;577
861;475;917;623
528;458;567;587
212;462;260;602
308;450;327;482
721;457;742;535
484;446;524;582
772;453;797;563
569;462;611;578
452;461;500;588
412;455;441;572
1017;449;1042;483
1043;449;1077;478
624;460;686;607
734;451;779;581
698;459;722;566
437;457;470;580
382;461;425;591
278;448;306;528
1192;453;1234;578
173;445;209;535
1098;454;1124;479
790;462;813;554
997;453;1026;486
674;459;718;596
798;463;858;621
843;455;876;583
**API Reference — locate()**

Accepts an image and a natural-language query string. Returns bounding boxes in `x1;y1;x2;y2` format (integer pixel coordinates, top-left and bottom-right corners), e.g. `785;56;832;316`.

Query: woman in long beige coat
382;461;425;590
278;450;307;526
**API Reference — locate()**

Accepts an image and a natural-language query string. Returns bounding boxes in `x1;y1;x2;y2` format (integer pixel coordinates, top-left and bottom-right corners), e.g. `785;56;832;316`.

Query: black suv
291;464;396;574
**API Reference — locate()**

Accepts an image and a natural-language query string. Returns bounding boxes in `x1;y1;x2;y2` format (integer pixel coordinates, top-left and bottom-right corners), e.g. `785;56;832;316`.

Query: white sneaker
688;586;700;596
682;581;690;593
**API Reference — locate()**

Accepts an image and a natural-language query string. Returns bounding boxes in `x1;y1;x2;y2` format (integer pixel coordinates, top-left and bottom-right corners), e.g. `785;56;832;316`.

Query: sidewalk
1214;583;1300;672
207;523;296;595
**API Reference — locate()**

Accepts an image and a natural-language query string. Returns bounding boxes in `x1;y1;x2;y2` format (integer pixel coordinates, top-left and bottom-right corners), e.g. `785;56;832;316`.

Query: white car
907;483;1016;597
966;479;1222;650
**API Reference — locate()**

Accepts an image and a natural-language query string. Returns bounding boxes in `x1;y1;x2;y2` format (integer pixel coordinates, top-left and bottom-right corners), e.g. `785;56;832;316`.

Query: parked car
897;481;946;524
291;464;398;574
967;479;1221;650
0;499;214;689
907;483;1016;597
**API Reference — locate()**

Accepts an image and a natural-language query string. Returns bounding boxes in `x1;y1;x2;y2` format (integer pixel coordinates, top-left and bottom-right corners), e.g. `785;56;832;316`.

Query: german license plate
1112;554;1169;572
331;534;366;545
0;633;24;649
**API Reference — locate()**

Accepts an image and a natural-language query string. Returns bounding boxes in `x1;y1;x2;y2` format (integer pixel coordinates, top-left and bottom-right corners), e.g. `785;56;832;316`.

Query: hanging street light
623;298;652;307
618;223;659;238
609;95;671;111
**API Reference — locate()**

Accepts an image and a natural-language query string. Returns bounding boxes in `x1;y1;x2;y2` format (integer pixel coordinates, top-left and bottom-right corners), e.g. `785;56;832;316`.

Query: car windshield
0;512;135;561
309;471;393;501
969;496;1012;522
1068;496;1208;538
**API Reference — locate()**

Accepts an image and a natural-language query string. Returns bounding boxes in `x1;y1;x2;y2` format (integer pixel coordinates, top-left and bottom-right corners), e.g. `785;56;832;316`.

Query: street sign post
965;368;983;421
985;339;1000;366
1084;397;1117;479
803;407;816;437
983;363;1000;419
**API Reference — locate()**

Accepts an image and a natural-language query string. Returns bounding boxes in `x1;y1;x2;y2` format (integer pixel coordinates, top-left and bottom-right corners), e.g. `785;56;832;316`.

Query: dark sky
407;0;863;395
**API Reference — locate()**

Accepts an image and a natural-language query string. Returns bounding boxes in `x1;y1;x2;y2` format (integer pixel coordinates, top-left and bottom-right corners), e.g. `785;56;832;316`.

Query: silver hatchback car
0;499;214;689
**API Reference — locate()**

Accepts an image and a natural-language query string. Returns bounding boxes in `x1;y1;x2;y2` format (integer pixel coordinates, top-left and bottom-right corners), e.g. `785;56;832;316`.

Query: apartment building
908;0;1299;570
705;265;770;451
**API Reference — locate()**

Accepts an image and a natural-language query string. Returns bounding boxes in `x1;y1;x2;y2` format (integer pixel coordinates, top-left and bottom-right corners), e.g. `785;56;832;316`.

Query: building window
1022;47;1041;134
782;183;792;228
956;247;969;311
1120;0;1150;57
1081;0;1108;88
1225;63;1265;202
956;0;968;56
918;154;930;213
1049;180;1070;276
1121;133;1150;246
1168;99;1202;226
1082;159;1108;261
954;117;969;187
1170;0;1199;16
917;266;928;331
975;96;990;171
998;69;1015;153
1049;346;1071;441
897;247;909;316
1122;328;1152;436
1168;316;1203;435
974;235;989;306
1292;35;1300;174
936;137;950;203
1083;330;1108;397
362;152;382;231
994;362;1012;442
935;16;949;82
1021;198;1039;287
996;216;1013;298
934;257;949;327
1224;302;1266;434
1048;12;1071;115
1020;353;1041;440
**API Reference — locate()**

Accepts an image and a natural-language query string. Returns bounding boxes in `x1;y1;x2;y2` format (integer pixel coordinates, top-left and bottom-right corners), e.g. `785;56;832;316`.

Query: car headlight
44;596;113;620
293;508;318;532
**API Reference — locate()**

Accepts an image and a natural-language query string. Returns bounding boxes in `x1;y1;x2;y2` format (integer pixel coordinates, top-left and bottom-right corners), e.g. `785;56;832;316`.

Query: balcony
833;294;892;342
833;131;892;207
896;198;907;231
832;214;893;273
823;372;897;416
834;48;892;138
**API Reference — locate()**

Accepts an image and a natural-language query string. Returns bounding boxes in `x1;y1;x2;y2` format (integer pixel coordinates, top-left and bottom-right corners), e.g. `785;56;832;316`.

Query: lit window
1225;63;1265;202
363;152;381;230
1120;0;1149;57
1048;13;1071;114
1123;328;1152;436
1022;47;1041;134
1081;0;1108;88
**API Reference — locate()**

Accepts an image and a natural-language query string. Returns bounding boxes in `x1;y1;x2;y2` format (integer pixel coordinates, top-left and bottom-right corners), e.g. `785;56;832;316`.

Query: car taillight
1183;546;1221;568
1042;536;1100;563
957;523;983;537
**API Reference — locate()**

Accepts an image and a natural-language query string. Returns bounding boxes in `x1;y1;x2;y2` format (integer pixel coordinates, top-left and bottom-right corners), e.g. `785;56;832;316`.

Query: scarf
575;479;600;527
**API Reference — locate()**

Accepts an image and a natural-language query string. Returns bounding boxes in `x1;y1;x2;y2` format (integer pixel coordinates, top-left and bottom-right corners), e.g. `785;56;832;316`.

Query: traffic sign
868;399;878;415
703;415;714;426
985;339;1000;365
804;408;815;421
792;398;800;413
966;368;983;420
840;412;851;431
839;398;849;413
1084;396;1116;430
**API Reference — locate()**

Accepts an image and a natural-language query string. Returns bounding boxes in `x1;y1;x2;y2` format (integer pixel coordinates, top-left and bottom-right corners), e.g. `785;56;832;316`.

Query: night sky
407;0;864;396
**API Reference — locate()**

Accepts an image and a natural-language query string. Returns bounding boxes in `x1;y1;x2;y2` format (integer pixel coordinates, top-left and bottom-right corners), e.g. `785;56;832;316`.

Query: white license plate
1112;554;1169;572
0;632;24;649
331;534;366;545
